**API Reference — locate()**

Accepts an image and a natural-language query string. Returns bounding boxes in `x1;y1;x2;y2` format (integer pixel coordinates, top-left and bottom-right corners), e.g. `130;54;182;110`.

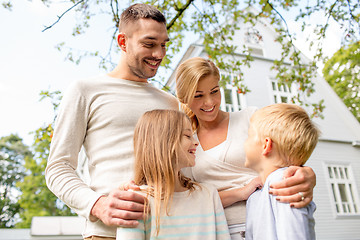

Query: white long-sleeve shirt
246;168;316;240
45;75;179;238
116;183;231;240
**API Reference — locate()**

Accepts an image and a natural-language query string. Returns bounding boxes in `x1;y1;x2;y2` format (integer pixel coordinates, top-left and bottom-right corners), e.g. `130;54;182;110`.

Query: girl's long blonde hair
175;57;220;131
133;109;197;235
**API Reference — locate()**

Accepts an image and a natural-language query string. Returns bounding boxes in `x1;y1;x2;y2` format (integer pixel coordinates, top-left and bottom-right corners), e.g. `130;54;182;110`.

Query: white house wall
307;141;360;239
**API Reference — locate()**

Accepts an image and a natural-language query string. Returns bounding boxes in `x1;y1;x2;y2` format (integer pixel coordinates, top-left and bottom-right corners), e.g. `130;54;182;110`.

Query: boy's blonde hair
176;57;220;131
133;109;197;235
250;103;320;166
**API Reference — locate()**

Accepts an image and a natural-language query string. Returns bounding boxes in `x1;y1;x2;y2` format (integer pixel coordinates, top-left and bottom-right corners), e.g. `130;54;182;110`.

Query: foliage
0;134;32;228
323;41;360;122
3;0;359;117
15;91;74;228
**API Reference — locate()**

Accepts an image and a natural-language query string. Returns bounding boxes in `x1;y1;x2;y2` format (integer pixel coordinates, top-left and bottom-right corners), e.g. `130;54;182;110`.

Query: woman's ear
262;137;272;156
117;33;127;52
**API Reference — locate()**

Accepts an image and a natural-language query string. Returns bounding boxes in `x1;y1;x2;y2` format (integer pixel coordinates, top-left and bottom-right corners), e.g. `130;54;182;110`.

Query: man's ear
262;137;272;156
117;33;127;52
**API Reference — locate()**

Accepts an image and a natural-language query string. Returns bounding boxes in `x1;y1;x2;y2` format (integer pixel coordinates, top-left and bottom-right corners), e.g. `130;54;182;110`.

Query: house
165;9;360;240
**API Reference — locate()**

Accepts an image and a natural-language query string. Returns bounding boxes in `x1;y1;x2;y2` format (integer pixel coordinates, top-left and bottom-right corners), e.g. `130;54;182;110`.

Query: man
45;4;178;239
46;3;316;240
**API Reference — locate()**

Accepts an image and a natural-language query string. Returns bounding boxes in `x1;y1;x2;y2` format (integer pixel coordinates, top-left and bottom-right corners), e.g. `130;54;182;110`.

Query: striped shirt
116;183;231;240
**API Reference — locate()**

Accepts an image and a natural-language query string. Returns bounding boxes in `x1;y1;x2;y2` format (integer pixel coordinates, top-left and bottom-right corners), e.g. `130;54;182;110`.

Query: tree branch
265;1;303;70
166;0;194;30
42;0;85;32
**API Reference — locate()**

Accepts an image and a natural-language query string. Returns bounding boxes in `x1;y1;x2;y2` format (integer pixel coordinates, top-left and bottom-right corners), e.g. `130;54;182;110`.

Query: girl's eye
194;95;202;98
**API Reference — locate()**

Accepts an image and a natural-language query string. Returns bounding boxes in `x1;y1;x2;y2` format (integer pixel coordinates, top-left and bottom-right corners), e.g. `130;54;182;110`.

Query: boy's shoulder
265;167;287;187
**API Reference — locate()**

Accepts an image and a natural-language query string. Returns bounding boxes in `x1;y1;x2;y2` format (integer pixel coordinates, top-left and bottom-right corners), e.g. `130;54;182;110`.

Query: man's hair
250;103;320;166
118;3;166;31
176;57;220;131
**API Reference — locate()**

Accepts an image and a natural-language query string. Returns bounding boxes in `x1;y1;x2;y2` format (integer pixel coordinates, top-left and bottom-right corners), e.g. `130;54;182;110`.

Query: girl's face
188;74;221;123
178;119;199;169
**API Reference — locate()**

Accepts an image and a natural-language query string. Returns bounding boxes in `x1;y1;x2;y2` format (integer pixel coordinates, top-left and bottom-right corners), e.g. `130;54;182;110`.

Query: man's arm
269;166;316;208
91;182;145;227
45;81;145;226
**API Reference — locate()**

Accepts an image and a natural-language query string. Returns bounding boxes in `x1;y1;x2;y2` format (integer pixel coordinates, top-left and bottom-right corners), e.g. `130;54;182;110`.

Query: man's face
124;18;169;81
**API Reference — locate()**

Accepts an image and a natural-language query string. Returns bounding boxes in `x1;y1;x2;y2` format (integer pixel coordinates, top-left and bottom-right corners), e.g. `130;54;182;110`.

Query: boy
244;103;320;240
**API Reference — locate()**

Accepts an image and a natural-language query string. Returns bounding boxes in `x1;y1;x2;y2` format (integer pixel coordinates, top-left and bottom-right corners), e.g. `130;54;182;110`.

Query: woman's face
188;74;221;123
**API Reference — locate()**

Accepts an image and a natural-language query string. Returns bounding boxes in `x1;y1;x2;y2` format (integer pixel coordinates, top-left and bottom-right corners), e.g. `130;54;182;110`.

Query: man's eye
144;43;154;47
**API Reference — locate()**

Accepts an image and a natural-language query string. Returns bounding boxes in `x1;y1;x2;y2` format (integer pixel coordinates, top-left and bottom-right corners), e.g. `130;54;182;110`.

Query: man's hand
269;166;316;208
90;181;146;227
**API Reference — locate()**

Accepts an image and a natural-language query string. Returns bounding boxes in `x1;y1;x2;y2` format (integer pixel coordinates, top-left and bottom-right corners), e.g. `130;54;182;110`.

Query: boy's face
244;123;263;171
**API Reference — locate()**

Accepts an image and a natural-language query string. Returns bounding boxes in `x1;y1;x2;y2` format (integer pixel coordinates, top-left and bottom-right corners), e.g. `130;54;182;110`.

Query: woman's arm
219;177;262;208
269;166;316;208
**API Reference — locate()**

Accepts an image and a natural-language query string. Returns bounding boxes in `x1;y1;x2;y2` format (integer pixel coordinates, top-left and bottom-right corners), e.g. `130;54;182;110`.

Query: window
270;78;296;104
245;27;264;57
220;73;246;112
326;164;360;216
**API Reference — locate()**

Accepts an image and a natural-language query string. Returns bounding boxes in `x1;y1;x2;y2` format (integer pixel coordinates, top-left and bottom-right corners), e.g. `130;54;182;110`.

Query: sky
0;0;343;146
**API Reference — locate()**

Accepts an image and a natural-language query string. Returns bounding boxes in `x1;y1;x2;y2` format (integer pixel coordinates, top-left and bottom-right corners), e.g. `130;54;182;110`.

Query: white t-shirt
246;168;316;240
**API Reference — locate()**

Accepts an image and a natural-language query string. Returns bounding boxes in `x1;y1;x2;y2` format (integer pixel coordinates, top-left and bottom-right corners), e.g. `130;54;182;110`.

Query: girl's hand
269;166;316;208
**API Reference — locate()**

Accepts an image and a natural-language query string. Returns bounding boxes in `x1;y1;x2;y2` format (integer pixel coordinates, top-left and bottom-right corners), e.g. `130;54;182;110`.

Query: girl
175;57;316;240
116;109;231;240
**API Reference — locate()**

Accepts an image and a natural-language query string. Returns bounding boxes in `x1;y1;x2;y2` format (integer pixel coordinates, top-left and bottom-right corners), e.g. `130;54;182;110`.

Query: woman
175;57;316;240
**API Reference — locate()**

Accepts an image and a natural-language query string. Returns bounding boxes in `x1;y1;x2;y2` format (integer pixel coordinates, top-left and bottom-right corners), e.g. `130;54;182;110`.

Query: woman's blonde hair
176;57;220;131
133;109;197;235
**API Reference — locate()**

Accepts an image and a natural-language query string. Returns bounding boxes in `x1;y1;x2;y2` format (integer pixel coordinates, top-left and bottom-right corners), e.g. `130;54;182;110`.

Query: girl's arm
219;177;262;208
268;166;316;208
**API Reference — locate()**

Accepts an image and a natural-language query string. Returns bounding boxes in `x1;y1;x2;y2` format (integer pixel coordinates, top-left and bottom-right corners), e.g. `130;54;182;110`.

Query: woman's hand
219;177;262;208
269;166;316;208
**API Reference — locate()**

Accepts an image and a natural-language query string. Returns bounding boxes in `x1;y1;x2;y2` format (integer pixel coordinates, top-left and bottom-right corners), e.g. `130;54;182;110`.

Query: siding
307;141;360;240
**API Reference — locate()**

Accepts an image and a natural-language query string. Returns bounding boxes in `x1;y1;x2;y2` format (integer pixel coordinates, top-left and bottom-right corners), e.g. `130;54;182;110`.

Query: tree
0;134;32;228
2;0;359;117
15;90;75;228
323;41;360;122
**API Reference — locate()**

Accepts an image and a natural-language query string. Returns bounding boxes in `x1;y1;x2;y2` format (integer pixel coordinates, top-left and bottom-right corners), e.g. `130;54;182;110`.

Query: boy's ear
117;33;127;52
262;137;272;156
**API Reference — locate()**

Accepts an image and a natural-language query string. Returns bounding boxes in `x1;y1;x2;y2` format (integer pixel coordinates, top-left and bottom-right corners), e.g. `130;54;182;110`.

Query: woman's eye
184;135;191;139
211;89;219;94
194;95;202;98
